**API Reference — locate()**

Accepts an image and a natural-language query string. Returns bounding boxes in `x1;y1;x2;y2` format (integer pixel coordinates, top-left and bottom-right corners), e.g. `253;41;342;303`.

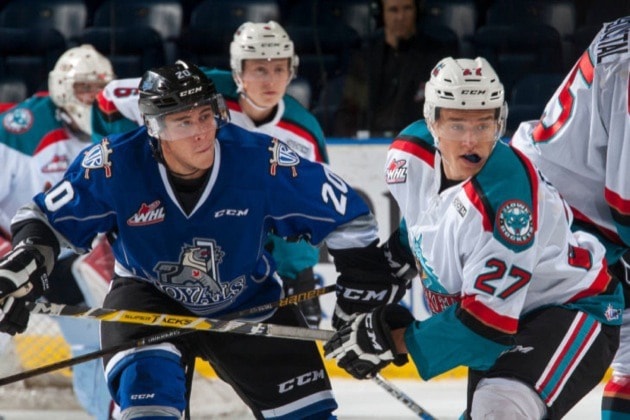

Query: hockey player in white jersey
511;16;630;419
0;45;115;419
0;60;413;419
324;56;623;419
92;21;328;328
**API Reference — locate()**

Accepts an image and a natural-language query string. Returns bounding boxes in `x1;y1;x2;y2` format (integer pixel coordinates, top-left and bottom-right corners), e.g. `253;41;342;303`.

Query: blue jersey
20;123;377;317
92;69;329;280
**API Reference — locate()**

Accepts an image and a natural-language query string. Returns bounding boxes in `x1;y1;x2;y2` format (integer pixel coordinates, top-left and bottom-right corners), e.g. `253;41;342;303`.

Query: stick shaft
373;374;437;419
0;286;335;386
23;302;334;341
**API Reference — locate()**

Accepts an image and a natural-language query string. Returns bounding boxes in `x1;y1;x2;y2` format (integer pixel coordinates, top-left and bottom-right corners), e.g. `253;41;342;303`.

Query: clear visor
435;120;499;142
148;95;230;142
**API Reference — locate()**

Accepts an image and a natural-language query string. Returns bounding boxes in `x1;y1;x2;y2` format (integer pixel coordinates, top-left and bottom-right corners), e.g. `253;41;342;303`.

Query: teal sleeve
266;234;320;280
404;305;511;380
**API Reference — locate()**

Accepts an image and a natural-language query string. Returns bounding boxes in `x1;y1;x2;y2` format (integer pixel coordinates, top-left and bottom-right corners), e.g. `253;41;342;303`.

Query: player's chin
193;148;215;169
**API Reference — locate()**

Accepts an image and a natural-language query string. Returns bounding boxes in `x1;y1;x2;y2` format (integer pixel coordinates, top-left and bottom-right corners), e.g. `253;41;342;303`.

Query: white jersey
511;16;630;253
0;95;90;235
386;121;618;334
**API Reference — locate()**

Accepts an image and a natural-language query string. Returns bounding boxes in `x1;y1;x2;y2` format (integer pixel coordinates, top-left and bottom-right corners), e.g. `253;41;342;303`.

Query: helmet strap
239;91;274;112
149;137;165;165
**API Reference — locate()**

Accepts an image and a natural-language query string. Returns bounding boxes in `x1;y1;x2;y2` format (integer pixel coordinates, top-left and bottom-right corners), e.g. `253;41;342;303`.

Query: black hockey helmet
139;60;229;138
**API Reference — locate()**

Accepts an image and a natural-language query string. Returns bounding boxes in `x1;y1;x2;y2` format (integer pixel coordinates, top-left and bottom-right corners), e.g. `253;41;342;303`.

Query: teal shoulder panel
0;95;59;155
204;68;239;102
398;119;434;146
471;143;538;252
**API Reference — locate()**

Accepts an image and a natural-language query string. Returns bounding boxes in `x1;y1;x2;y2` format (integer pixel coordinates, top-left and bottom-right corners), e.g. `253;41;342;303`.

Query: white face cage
48;44;114;136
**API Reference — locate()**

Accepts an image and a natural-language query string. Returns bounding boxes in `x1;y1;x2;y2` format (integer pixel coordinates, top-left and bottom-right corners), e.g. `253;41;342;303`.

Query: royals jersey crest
153;238;246;314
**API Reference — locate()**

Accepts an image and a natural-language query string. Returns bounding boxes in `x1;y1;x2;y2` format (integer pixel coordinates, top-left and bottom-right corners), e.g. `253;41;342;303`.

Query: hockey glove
610;249;630;287
324;304;414;380
332;268;409;330
0;296;29;335
0;245;50;300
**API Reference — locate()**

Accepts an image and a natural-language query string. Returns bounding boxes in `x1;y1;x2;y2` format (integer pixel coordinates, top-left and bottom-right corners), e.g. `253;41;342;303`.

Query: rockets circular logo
3;108;33;134
497;200;533;245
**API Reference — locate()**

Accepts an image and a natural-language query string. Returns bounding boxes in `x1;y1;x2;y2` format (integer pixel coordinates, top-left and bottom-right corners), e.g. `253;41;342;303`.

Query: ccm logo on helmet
461;89;487;95
179;87;203;97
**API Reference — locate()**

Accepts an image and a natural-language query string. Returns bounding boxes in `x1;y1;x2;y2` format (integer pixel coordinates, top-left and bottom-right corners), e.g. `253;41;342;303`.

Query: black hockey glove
330;238;414;330
0;244;50;300
0;296;29;335
332;268;409;330
324;304;414;380
610;249;630;287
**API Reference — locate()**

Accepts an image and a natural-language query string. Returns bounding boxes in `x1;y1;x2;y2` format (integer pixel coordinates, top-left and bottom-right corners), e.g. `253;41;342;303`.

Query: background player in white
324;56;623;418
511;16;630;419
0;44;115;419
92;21;328;327
0;60;411;419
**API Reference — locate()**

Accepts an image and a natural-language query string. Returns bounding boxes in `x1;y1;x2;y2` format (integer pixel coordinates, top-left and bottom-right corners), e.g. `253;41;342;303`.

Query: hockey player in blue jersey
324;57;623;418
0;60;413;419
92;21;329;328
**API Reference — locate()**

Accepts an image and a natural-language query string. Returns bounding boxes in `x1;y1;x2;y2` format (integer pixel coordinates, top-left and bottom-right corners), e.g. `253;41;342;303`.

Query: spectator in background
334;0;454;138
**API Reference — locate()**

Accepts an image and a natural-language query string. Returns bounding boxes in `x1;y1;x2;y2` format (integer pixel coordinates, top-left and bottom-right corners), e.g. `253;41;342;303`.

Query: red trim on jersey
225;98;241;112
225;97;323;162
513;147;540;233
572;207;624;246
568;263;612;302
532;51;595;141
463;182;493;232
96;91;119;115
0;102;15;112
33;128;68;154
603;375;630;399
537;312;599;404
34;91;49;97
390;139;435;167
605;188;630;215
276;120;322;162
460;295;518;334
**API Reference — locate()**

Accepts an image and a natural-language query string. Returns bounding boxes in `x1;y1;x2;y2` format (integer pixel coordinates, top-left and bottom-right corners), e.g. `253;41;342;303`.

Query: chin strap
239;91;274;112
149;137;165;165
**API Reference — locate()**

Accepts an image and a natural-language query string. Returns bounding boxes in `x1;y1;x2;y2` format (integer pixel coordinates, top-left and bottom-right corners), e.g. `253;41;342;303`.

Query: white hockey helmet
48;44;114;136
229;21;299;79
424;57;508;140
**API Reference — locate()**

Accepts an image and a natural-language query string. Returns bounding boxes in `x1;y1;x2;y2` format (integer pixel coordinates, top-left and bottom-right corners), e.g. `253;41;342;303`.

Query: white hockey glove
0;244;50;300
0;296;29;335
0;245;50;335
324;304;414;380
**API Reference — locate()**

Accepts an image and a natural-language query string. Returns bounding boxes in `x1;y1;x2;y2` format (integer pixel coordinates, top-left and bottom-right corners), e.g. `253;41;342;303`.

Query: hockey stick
0;285;335;386
23;295;336;341
373;373;437;420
